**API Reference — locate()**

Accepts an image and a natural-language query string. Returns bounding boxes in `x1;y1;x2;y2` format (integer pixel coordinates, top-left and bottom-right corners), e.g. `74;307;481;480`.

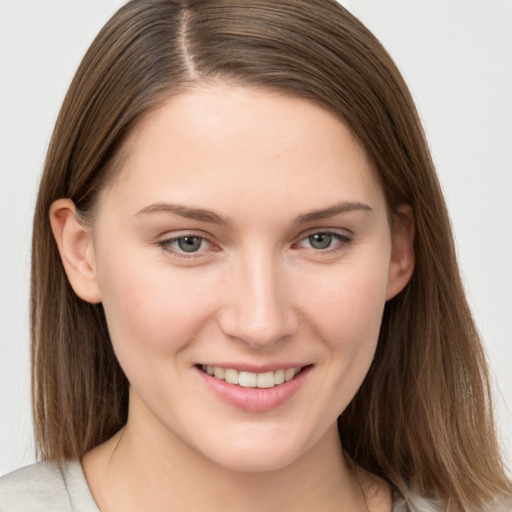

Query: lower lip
196;366;312;412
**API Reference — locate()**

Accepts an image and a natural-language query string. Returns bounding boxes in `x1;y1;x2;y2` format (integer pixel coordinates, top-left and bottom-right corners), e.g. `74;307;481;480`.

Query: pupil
309;233;332;250
178;236;202;252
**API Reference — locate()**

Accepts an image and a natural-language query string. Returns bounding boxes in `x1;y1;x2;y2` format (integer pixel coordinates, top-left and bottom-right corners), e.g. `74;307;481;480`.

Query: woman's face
75;85;412;472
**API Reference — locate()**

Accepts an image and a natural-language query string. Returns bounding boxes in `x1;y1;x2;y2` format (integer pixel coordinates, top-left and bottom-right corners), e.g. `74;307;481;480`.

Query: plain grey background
1;0;511;475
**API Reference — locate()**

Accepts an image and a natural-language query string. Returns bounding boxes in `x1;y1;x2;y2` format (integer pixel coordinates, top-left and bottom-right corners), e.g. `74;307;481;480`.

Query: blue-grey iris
178;236;203;252
309;233;332;249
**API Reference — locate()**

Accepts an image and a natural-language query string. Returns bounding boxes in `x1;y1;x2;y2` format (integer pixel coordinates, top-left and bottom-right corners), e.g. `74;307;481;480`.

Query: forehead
99;84;385;219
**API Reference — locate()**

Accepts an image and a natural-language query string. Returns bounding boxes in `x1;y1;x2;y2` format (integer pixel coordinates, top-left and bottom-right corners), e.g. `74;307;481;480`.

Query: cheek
305;256;389;345
95;247;217;358
302;256;390;403
321;284;385;381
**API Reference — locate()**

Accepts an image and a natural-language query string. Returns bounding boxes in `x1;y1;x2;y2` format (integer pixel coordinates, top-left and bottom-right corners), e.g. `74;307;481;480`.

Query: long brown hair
31;0;511;509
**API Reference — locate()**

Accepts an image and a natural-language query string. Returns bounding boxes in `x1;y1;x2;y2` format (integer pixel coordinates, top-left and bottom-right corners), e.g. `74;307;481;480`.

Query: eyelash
157;230;352;257
157;234;213;257
294;231;352;252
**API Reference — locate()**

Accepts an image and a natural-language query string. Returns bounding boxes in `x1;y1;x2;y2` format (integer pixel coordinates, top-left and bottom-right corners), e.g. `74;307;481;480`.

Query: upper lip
196;363;311;373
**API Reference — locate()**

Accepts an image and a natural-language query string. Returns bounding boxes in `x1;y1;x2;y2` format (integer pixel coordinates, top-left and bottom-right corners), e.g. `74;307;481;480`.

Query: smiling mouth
199;365;306;389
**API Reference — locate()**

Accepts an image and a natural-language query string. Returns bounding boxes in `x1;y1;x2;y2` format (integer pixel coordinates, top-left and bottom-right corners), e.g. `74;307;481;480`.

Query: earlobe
386;205;415;300
49;199;101;304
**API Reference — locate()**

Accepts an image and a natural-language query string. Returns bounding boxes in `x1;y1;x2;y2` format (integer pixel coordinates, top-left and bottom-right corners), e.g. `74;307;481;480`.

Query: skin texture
50;85;414;511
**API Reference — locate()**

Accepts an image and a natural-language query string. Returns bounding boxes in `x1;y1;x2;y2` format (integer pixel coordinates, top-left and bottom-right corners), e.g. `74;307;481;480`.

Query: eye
159;235;211;254
297;231;351;251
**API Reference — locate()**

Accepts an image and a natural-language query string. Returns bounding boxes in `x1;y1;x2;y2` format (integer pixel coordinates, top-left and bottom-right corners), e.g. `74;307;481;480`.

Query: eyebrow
136;202;232;226
136;200;372;226
292;201;373;225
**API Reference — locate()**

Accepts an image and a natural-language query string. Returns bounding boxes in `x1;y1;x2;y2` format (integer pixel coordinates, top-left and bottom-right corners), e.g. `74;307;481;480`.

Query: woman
1;0;510;510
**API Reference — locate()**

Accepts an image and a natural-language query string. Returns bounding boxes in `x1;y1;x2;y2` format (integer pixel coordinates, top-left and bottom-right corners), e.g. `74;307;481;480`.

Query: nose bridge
220;245;296;347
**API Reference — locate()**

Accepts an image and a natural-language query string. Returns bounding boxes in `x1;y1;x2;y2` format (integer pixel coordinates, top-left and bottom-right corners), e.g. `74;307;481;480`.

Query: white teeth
213;367;225;379
274;369;285;385
224;368;239;385
284;368;297;382
239;371;257;388
202;365;303;388
257;371;275;388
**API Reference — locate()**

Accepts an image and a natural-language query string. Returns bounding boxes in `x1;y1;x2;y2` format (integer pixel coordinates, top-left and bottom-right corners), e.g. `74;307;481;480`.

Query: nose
218;250;298;349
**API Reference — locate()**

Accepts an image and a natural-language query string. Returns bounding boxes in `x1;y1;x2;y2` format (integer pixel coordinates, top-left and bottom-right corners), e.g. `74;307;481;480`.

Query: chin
212;450;299;474
197;431;314;474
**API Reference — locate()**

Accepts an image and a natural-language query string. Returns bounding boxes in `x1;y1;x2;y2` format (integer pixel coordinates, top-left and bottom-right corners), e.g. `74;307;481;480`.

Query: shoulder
392;492;443;512
0;461;70;510
392;490;512;512
0;460;97;512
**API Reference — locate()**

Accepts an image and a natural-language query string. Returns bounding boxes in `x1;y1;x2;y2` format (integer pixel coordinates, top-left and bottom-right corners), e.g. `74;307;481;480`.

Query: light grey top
1;461;510;511
0;461;99;511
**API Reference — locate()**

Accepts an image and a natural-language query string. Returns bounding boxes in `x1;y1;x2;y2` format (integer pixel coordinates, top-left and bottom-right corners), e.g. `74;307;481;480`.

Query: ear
49;199;101;304
386;205;415;300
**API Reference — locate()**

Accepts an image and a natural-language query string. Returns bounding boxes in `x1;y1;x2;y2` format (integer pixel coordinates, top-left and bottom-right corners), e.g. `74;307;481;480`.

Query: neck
83;416;369;512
